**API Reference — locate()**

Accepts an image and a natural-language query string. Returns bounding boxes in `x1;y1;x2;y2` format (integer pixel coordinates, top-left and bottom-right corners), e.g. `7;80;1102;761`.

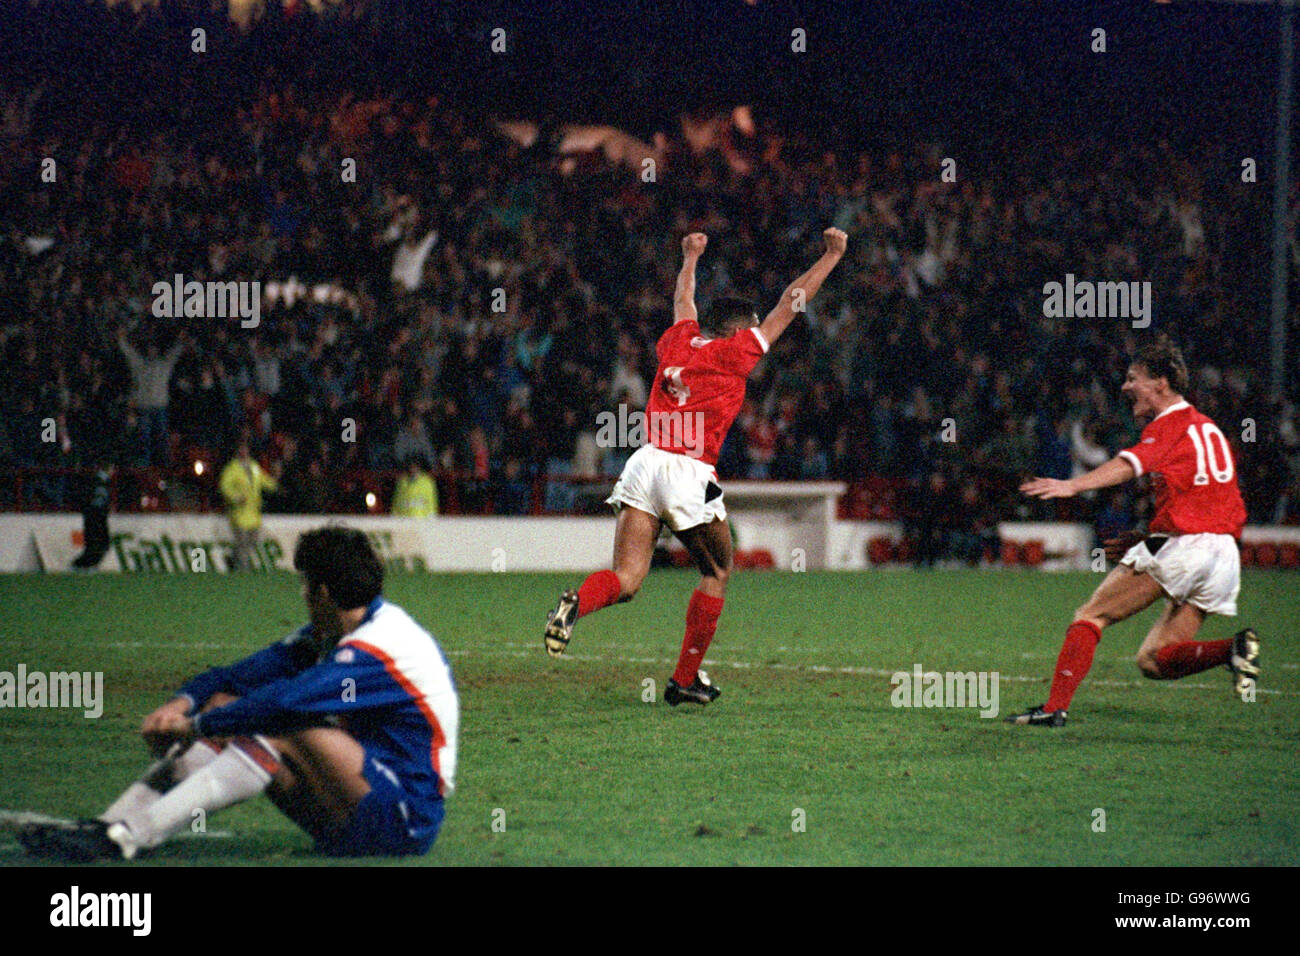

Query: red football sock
1045;620;1102;712
672;590;725;686
1153;640;1232;679
229;736;282;777
576;569;621;619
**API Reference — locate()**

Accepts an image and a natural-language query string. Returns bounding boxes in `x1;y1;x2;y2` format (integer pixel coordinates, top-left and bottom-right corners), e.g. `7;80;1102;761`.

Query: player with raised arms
1009;337;1258;727
543;228;848;704
15;526;458;859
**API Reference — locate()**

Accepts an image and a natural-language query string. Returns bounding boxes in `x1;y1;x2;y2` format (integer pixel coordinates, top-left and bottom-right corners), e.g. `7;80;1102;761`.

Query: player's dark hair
293;526;383;609
701;295;759;338
1132;336;1189;394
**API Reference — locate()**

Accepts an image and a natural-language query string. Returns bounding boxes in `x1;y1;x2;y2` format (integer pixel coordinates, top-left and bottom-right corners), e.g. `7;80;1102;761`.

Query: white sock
174;740;223;778
111;739;278;858
100;741;221;823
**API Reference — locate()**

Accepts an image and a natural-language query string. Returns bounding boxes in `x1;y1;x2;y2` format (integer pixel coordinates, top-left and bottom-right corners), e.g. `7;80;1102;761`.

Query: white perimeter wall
2;513;1299;574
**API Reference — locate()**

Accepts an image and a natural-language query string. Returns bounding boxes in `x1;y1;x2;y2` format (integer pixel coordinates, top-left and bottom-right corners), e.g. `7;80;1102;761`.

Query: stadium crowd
3;0;1299;557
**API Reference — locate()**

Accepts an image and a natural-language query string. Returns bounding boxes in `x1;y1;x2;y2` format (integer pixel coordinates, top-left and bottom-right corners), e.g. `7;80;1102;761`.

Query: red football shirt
645;320;769;466
1117;401;1246;537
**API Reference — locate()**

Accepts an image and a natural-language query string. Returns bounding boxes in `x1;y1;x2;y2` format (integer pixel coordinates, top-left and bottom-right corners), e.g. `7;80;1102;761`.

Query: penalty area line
445;647;1291;696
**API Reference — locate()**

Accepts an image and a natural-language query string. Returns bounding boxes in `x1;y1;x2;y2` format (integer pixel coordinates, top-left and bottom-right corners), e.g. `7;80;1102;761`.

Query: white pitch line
81;640;1296;693
445;647;1293;696
104;642;232;649
93;639;1300;671
492;639;1298;670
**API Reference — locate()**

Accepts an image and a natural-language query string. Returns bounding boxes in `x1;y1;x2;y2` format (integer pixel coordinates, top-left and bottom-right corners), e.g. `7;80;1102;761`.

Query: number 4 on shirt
663;366;690;406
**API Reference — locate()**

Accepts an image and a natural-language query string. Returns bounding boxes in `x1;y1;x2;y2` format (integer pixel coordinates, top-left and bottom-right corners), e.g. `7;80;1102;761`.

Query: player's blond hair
1132;336;1189;395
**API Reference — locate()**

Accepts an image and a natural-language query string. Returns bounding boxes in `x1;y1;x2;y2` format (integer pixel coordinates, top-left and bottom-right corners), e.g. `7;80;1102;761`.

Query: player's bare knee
614;570;642;602
1136;652;1164;680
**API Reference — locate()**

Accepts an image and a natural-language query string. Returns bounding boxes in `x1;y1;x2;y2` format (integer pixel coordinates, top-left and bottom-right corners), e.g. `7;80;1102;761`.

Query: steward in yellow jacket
393;458;439;517
220;443;279;531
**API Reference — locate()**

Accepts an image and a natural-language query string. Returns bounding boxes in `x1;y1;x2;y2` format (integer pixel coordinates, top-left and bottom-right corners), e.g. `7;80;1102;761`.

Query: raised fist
823;227;848;257
682;233;708;257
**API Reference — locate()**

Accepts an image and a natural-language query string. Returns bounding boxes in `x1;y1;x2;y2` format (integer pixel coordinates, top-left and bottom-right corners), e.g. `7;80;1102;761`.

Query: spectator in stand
1037;416;1073;483
496;457;532;515
798;435;830;480
608;333;647;410
393;409;436;472
1094;490;1133;553
951;480;1001;566
390;214;438;293
1275;473;1300;525
273;435;328;514
303;458;332;514
911;470;960;568
740;401;778;478
1070;418;1112;492
116;328;187;467
219;439;280;571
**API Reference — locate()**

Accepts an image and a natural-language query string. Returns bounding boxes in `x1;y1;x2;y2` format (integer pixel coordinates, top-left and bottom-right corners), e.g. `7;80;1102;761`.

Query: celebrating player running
1009;337;1258;727
543;228;848;704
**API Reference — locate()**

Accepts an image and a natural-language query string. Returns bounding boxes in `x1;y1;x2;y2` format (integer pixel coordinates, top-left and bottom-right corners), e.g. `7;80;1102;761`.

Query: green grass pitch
1;569;1296;866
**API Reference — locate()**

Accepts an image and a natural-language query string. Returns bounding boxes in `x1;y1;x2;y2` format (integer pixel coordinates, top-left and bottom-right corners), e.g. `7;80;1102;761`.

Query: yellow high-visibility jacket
392;472;439;517
219;458;278;531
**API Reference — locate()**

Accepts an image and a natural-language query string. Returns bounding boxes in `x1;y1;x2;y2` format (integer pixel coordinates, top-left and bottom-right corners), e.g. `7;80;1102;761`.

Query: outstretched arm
116;330;143;372
1020;456;1136;500
758;228;847;346
673;233;707;325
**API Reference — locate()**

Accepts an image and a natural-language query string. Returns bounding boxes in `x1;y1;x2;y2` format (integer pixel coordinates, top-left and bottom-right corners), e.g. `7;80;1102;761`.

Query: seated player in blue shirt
18;526;459;860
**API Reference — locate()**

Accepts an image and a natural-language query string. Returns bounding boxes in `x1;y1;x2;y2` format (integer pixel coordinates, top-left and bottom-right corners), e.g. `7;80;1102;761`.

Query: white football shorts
605;444;726;533
1120;532;1241;617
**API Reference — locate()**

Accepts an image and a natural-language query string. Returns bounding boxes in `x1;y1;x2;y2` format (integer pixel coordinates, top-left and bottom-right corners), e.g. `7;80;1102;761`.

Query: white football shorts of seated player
606;443;726;533
1120;532;1241;617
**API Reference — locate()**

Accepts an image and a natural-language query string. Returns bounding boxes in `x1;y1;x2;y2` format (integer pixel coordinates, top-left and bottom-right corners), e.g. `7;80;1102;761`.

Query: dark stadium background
1;0;1298;895
0;0;1296;558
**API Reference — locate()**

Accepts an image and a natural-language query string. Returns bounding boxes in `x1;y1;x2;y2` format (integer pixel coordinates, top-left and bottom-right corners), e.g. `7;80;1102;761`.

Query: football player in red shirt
1009;338;1259;726
543;228;848;704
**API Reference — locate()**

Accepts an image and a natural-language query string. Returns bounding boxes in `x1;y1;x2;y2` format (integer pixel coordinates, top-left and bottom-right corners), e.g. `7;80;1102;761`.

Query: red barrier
867;536;894;565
